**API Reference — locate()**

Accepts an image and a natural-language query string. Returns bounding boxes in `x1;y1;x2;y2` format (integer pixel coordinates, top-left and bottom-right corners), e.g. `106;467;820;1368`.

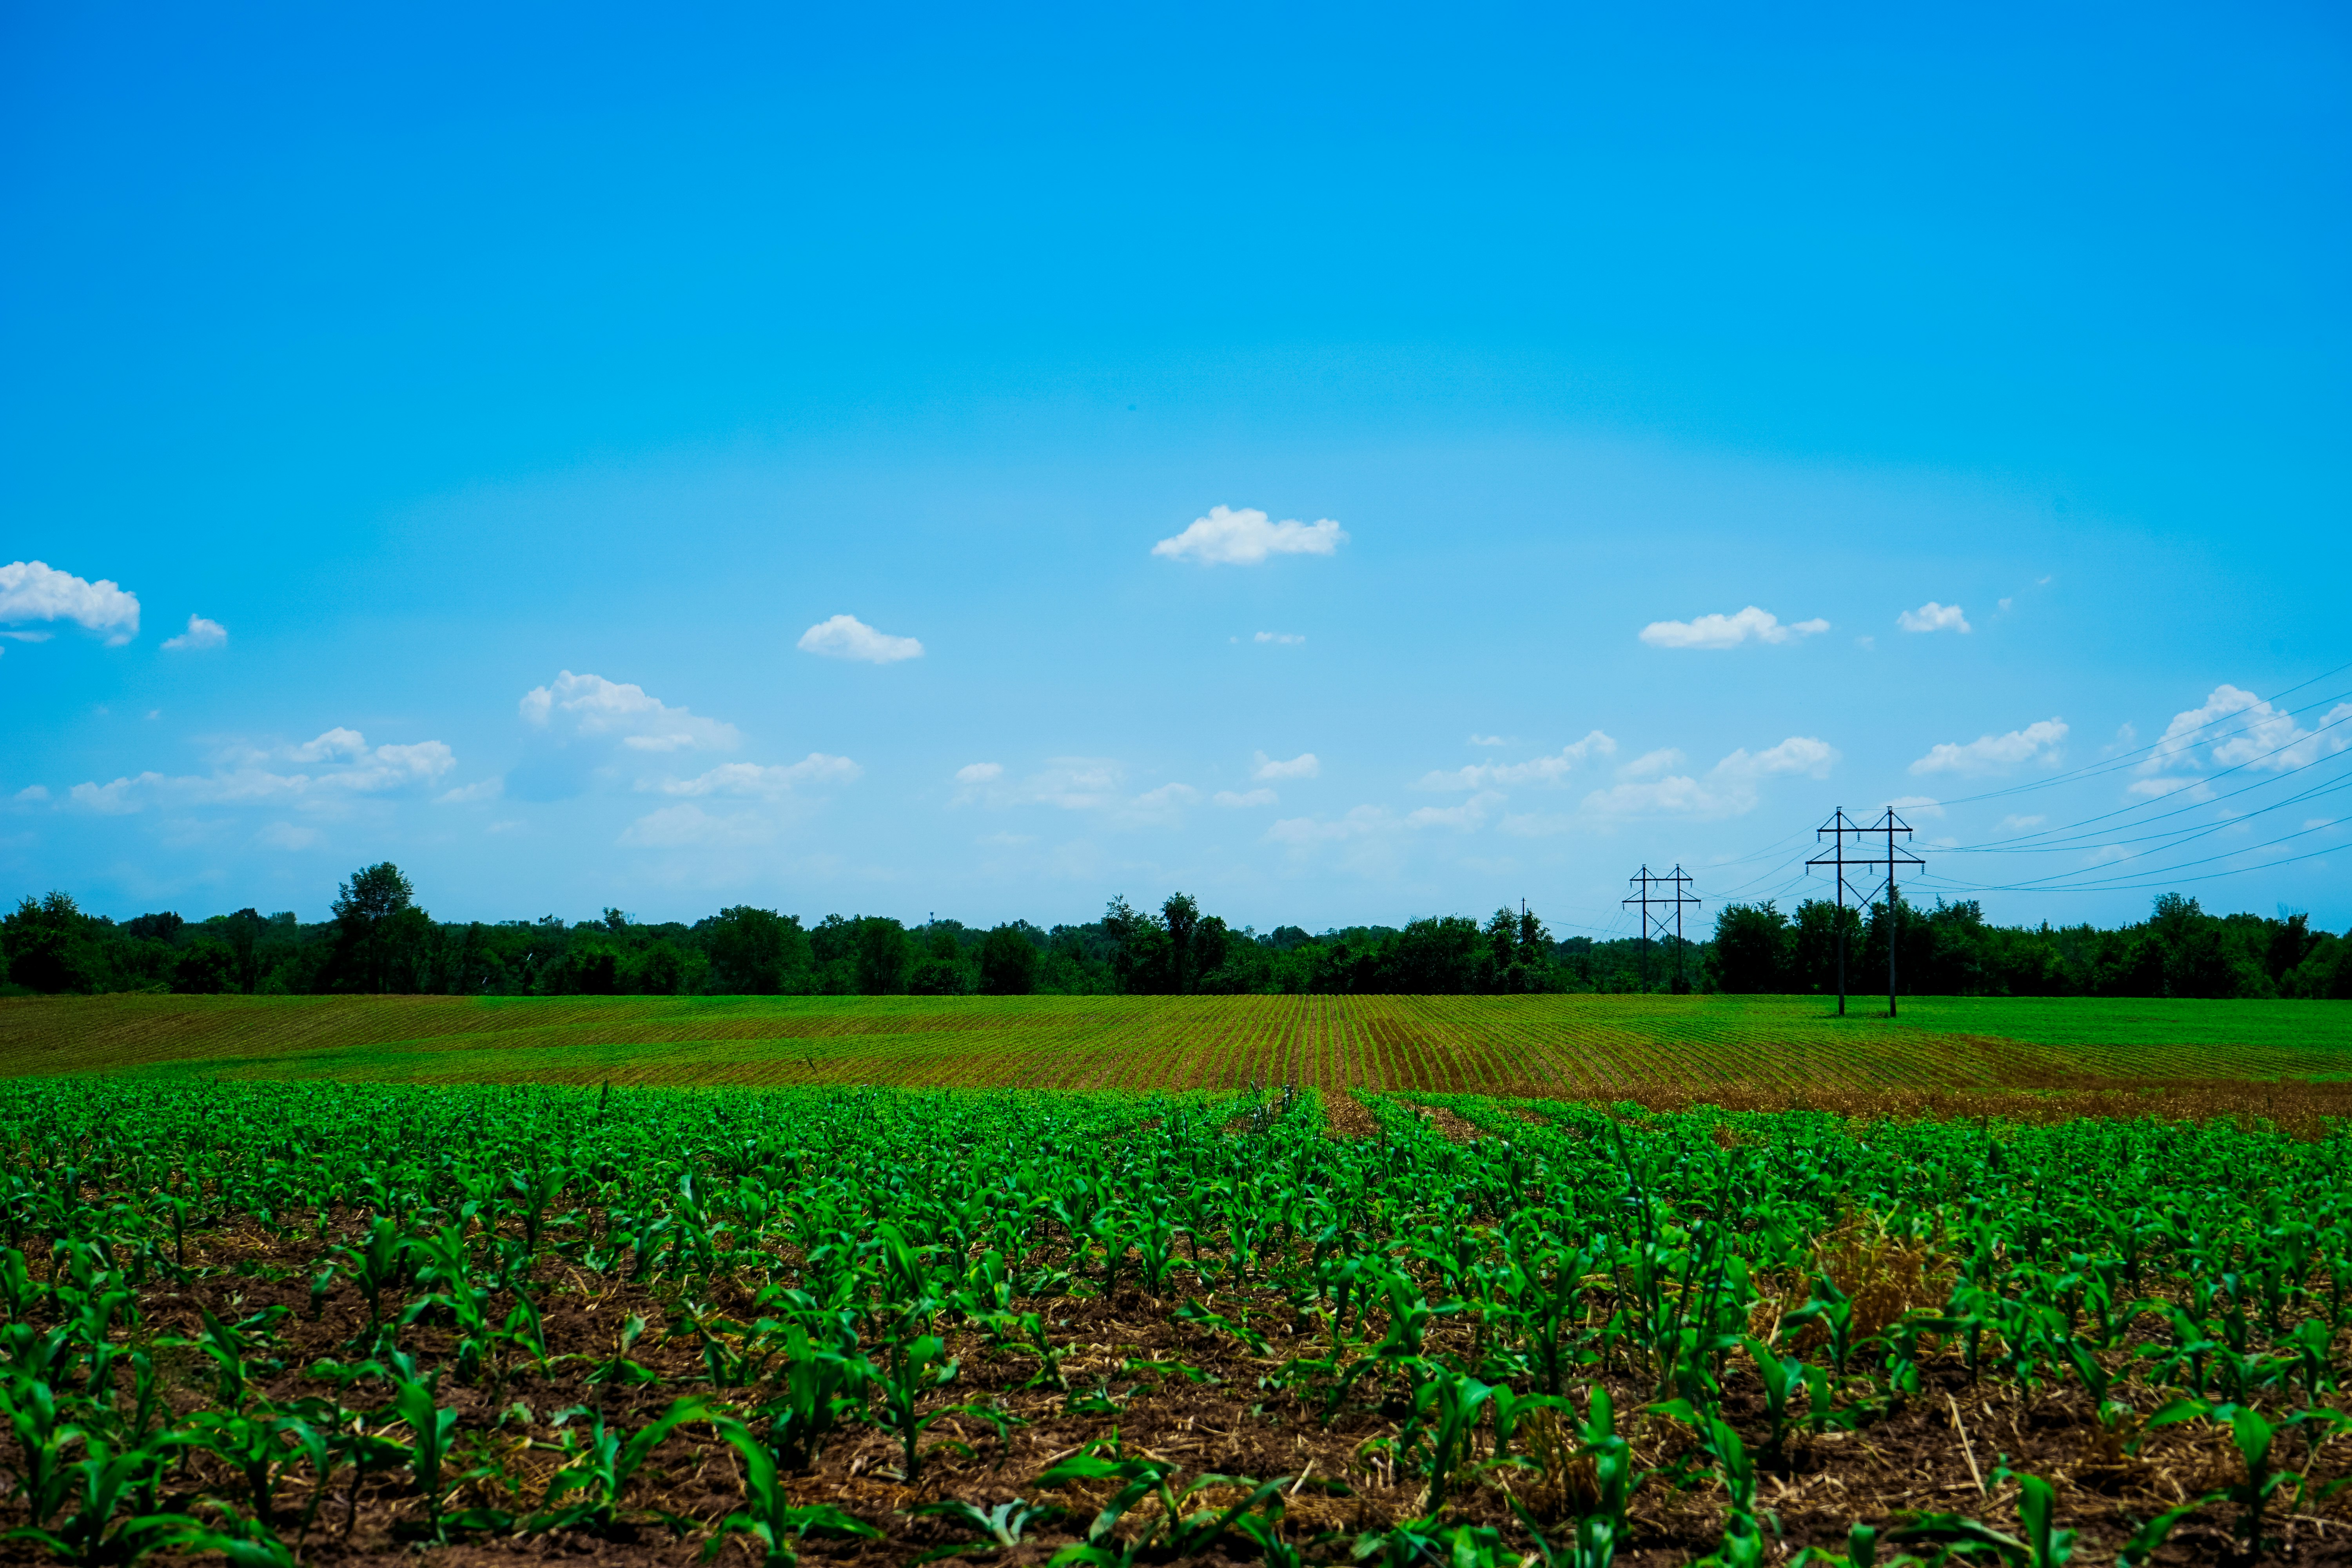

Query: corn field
5;993;2348;1094
0;1076;2348;1566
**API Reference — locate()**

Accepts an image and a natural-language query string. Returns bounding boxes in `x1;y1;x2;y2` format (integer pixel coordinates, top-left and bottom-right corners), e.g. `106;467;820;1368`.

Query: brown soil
1320;1091;1380;1140
1408;1105;1488;1145
5;1222;2345;1568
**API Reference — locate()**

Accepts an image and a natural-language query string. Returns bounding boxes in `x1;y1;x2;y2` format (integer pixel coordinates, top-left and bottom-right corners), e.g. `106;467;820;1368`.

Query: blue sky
5;2;2349;936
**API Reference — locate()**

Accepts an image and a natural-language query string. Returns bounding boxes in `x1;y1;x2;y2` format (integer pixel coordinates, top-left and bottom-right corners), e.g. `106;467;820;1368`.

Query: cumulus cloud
954;757;1205;824
1152;506;1347;566
520;671;739;752
1254;631;1306;645
1127;782;1201;823
1252;751;1320;782
797;613;924;664
1898;601;1972;633
1638;607;1828;650
1025;759;1126;810
648;755;861;797
436;777;505;805
619;804;776;848
1264;791;1503;852
62;729;456;814
1405;791;1504;831
0;561;140;643
1214;788;1278;808
1909;718;2068;776
1416;731;1616;791
1265;806;1393;848
1581;735;1837;819
2130;685;2352;797
161;615;227;652
256;821;322;851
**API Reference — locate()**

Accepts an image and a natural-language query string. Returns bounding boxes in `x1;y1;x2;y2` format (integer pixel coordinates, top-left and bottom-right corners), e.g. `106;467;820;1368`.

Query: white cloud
1883;794;1945;819
648;755;861;797
521;671;740;753
1638;606;1829;650
1127;782;1200;823
255;822;322;851
1995;813;2045;831
1028;759;1125;810
436;777;505;805
619;804;776;848
2306;818;2337;832
1253;751;1321;781
0;561;140;643
2134;685;2352;793
1254;631;1306;645
953;757;1204;825
1909;718;2068;776
1214;788;1278;808
64;728;456;814
1617;748;1685;780
1266;806;1393;847
15;785;51;803
797;613;924;664
0;630;55;643
1405;791;1503;831
1581;735;1837;819
1416;730;1616;791
1998;597;2013;612
1265;790;1503;854
1468;734;1509;747
161;615;227;651
1152;505;1347;566
1898;601;1972;633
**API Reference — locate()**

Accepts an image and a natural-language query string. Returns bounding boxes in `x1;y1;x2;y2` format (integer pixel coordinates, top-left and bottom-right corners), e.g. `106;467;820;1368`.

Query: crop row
2;1074;2349;1564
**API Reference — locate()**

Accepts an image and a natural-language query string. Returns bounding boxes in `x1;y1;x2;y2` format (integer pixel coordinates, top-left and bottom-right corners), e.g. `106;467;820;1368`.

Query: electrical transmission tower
1806;808;1923;1016
1622;863;1702;993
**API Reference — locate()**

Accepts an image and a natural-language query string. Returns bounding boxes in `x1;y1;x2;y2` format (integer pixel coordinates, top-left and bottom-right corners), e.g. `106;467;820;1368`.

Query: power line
1912;664;2352;811
1937;710;2352;855
1944;742;2352;856
1622;864;1701;993
1911;836;2343;897
1807;808;1921;1015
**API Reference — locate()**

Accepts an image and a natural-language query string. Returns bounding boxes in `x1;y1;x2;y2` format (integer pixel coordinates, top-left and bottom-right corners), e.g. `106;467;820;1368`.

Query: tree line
4;863;2347;999
1707;891;2351;1000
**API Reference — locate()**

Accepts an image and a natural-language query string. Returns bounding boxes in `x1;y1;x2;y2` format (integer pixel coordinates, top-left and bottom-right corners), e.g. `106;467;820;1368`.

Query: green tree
1162;893;1201;993
171;940;239;995
1103;897;1173;993
979;924;1042;995
219;908;267;993
855;917;912;994
702;907;809;994
2;893;98;993
327;862;417;993
638;941;687;995
1710;902;1795;993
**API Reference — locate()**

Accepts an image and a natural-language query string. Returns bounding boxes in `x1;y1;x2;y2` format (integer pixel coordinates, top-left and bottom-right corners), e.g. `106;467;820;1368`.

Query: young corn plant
6;1434;205;1568
1039;1452;1290;1563
525;1395;708;1534
706;1416;880;1566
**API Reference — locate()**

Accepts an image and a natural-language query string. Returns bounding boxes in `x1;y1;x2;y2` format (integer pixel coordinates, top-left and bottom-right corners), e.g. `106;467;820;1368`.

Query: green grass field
3;990;2347;1091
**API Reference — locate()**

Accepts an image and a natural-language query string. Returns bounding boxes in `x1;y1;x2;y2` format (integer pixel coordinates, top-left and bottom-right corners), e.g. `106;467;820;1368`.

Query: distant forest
5;862;2348;1000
